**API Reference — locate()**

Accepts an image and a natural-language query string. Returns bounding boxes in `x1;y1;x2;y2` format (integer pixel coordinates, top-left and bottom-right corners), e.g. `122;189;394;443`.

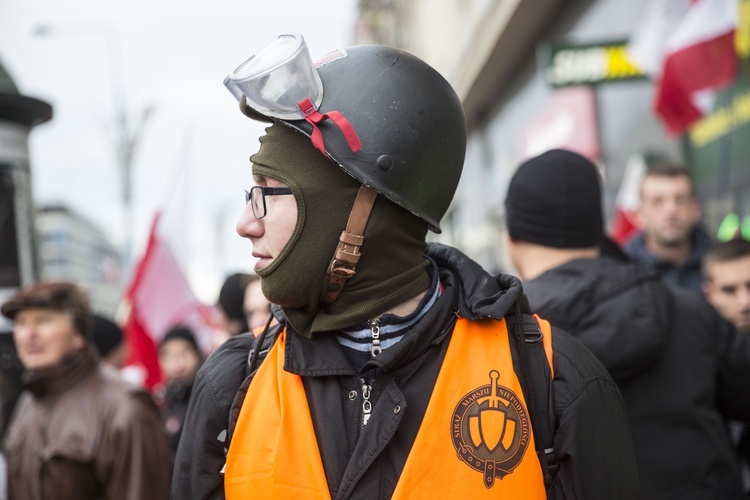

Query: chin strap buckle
323;185;378;304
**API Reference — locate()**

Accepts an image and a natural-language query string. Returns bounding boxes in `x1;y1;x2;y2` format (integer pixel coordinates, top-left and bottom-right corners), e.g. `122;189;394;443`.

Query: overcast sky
0;0;358;302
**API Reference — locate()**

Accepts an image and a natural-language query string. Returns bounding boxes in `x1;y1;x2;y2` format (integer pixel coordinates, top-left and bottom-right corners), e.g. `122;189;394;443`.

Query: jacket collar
626;227;712;270
22;346;99;399
426;243;527;320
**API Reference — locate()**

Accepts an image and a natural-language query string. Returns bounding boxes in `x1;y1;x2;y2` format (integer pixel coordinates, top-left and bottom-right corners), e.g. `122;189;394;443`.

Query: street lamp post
33;23;151;282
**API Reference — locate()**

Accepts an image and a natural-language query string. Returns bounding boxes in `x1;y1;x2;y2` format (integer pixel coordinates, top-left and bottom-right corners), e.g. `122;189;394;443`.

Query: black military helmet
231;39;467;233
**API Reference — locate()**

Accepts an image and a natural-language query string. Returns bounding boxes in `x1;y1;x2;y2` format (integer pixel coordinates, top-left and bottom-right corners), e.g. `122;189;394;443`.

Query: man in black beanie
174;36;640;499
506;149;750;499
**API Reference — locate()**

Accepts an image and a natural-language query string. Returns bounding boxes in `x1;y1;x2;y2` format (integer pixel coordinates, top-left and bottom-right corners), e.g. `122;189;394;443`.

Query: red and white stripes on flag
628;0;739;136
610;154;646;245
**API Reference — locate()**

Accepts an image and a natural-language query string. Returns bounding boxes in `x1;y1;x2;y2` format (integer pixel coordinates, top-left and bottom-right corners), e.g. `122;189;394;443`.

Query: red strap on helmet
297;98;362;155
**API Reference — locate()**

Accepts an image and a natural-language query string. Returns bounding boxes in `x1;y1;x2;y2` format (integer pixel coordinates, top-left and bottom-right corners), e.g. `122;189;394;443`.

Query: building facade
37;205;122;317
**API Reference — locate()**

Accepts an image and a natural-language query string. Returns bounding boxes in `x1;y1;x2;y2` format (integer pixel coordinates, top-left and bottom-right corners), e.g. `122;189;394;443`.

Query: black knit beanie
92;315;123;357
505;149;604;248
218;273;250;329
160;326;200;354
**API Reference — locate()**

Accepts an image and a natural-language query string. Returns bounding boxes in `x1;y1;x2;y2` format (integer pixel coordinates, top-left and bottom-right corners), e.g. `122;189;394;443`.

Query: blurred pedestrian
242;275;272;332
702;238;750;494
173;35;639;499
703;238;750;333
505;149;750;499
92;314;127;369
1;281;171;500
155;325;203;463
623;162;712;293
217;273;251;336
209;272;254;351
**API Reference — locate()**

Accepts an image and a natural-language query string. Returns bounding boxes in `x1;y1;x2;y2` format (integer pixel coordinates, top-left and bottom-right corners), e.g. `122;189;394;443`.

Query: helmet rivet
377;155;393;171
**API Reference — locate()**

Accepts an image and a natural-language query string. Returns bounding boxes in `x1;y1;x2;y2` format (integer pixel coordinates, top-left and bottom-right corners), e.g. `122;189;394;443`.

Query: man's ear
702;280;714;302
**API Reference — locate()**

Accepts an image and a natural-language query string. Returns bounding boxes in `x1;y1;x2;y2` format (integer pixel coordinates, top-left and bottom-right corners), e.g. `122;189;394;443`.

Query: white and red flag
628;0;739;136
610;154;647;245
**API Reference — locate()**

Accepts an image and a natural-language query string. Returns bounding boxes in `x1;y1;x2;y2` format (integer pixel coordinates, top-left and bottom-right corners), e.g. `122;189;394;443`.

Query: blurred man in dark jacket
505;149;750;499
703;238;750;494
623;162;712;293
1;281;171;500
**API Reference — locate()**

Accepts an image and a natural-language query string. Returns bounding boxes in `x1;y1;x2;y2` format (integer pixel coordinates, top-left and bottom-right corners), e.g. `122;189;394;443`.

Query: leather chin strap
324;184;378;304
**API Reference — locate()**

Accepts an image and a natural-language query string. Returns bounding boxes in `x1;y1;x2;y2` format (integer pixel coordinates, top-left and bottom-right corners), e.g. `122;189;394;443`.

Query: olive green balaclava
251;123;431;337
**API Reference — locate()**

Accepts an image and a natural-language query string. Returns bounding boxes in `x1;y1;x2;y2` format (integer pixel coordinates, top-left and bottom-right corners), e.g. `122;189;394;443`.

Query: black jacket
172;245;640;499
524;256;750;500
156;379;194;466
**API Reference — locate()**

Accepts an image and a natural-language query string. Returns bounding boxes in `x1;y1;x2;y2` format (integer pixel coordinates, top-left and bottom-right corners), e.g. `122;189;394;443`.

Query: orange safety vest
225;315;554;499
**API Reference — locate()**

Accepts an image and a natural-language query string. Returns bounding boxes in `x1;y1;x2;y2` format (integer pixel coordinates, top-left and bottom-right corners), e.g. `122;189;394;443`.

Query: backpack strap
225;317;282;457
511;304;558;491
246;318;280;378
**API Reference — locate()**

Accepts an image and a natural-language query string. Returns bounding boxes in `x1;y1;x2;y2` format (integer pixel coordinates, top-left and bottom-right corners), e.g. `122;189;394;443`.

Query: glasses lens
250;186;266;219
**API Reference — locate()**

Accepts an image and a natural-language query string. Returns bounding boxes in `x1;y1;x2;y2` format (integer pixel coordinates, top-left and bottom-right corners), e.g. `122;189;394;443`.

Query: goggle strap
325;110;362;152
297;98;362;154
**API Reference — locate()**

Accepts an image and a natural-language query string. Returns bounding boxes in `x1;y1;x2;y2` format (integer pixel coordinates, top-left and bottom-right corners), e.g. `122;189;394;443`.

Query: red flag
120;213;215;389
628;0;738;136
119;139;216;389
610;154;646;245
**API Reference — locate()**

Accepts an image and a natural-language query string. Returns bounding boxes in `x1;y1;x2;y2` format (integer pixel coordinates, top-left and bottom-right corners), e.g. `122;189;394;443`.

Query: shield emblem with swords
451;369;531;488
469;370;517;453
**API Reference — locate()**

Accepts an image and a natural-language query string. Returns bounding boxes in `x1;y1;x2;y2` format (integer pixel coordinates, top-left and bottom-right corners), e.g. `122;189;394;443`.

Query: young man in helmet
173;35;640;499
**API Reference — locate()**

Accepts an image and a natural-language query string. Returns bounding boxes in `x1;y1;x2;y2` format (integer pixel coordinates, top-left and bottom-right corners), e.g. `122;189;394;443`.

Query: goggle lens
224;33;323;120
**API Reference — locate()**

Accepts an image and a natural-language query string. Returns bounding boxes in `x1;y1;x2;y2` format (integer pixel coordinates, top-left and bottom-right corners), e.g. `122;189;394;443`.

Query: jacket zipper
361;319;382;428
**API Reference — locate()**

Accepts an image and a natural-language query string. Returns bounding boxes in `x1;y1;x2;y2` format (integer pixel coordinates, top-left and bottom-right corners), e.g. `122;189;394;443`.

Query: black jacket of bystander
525;256;750;500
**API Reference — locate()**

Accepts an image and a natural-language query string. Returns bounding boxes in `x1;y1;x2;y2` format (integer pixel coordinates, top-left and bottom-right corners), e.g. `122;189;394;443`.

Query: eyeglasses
245;186;293;219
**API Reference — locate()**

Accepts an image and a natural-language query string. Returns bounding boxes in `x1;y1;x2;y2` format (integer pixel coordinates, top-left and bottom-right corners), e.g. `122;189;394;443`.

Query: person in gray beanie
506;149;750;499
173;35;640;499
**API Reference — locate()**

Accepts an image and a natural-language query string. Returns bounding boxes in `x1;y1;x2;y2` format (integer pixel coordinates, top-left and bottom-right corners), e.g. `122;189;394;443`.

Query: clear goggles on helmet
224;33;324;120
